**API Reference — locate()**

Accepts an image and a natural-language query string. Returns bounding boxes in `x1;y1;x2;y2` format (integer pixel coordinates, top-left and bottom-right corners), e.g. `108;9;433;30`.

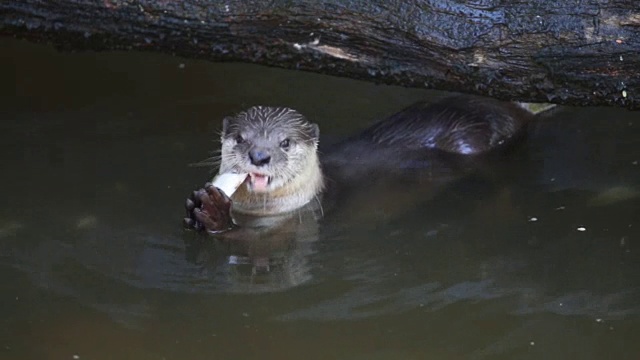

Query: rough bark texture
2;0;639;109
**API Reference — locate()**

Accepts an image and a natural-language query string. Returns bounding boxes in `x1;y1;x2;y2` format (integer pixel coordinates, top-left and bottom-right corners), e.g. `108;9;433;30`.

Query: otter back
355;95;533;155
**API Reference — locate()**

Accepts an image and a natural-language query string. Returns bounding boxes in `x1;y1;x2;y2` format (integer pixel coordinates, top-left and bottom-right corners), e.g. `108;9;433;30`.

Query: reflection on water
1;38;640;359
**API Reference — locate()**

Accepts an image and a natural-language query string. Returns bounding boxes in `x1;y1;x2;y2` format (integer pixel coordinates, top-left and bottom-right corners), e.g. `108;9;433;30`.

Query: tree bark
2;0;639;109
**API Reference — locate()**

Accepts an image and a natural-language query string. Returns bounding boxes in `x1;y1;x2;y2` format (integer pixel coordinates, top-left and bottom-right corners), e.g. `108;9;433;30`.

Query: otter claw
190;191;202;210
184;184;233;233
185;198;195;211
207;186;230;203
193;208;211;227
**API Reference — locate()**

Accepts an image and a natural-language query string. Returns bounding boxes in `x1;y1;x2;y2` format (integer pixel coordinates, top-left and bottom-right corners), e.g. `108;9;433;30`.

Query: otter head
219;106;321;198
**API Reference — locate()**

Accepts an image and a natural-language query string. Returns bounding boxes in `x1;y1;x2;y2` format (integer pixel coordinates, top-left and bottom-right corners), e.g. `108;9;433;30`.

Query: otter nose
249;149;271;166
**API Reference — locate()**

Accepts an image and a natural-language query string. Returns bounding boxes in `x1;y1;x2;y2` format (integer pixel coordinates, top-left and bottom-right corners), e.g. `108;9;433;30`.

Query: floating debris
589;186;640;206
620;236;628;247
516;102;557;115
577;227;587;232
0;220;23;239
76;215;98;230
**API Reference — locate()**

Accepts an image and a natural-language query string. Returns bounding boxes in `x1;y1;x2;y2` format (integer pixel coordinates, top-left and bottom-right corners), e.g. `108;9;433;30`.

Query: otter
184;95;536;234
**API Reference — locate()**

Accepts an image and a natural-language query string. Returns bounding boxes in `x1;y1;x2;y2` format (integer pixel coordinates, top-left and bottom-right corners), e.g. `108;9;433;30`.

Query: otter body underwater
183;95;538;234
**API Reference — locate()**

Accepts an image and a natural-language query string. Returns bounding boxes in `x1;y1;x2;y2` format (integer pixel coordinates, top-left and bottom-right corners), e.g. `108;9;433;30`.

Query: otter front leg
184;183;234;233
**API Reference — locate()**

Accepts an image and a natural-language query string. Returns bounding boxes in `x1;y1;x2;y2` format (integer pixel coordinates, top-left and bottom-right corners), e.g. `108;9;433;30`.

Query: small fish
212;172;248;196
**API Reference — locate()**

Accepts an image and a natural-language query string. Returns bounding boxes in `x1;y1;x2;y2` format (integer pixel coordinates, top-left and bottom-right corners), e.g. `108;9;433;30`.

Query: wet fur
354;95;532;154
219;106;323;215
206;95;532;219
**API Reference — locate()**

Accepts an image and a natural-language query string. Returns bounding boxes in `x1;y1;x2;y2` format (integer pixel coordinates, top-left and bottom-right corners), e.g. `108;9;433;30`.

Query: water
1;38;639;359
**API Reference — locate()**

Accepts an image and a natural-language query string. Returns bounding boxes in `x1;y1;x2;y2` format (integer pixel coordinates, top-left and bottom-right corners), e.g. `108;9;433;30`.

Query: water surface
1;38;639;360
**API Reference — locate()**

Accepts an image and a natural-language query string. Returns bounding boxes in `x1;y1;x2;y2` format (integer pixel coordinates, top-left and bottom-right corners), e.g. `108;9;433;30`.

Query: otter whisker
215;105;323;216
188;157;219;167
314;194;324;218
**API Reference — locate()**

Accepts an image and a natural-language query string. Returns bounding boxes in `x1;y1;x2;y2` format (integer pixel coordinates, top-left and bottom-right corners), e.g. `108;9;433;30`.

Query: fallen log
2;0;639;108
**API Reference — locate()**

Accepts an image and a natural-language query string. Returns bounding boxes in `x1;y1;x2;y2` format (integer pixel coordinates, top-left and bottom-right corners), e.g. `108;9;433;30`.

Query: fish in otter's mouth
211;171;275;196
211;171;274;196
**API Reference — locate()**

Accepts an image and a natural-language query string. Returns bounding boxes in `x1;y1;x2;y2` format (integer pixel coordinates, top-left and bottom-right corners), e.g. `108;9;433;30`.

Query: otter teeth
249;172;270;192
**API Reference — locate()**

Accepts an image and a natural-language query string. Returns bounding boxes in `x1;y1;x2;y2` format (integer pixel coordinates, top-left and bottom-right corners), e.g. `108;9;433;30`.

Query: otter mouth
248;172;271;192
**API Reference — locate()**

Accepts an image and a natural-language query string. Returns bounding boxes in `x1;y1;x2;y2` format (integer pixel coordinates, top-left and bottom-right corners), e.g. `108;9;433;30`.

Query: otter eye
280;138;290;149
235;135;244;144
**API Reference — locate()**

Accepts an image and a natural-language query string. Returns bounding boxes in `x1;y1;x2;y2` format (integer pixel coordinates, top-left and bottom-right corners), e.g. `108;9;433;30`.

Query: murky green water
1;38;639;360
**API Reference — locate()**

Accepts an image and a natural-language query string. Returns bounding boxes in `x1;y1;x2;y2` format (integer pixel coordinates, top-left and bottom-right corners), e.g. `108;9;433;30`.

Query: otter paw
183;183;233;233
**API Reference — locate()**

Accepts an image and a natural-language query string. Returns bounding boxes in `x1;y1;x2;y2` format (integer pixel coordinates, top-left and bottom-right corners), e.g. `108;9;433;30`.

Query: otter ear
310;123;320;141
222;116;233;135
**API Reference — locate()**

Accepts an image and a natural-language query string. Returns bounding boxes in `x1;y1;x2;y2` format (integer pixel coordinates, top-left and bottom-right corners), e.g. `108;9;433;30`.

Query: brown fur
218;106;323;216
209;96;532;218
